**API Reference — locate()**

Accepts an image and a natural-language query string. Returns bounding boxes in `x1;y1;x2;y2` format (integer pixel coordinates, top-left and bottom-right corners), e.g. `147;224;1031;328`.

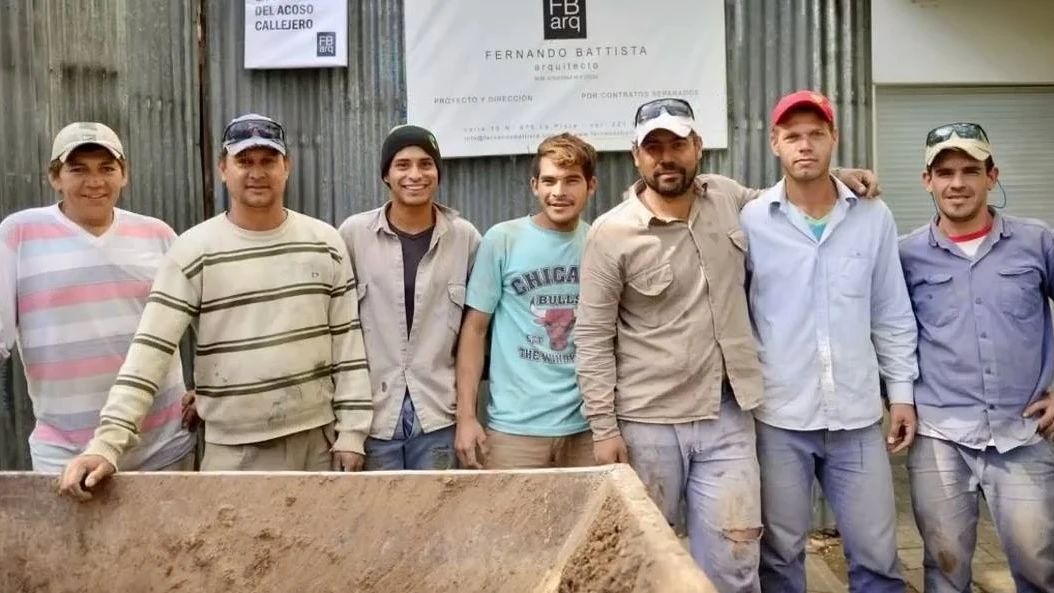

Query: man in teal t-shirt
454;133;597;469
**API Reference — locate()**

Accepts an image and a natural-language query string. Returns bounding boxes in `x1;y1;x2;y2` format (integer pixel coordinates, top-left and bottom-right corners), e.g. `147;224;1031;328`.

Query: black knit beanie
380;124;442;184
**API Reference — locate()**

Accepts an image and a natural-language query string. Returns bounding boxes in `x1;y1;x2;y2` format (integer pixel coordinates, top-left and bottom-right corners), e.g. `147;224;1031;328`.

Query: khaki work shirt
338;203;481;439
575;175;765;440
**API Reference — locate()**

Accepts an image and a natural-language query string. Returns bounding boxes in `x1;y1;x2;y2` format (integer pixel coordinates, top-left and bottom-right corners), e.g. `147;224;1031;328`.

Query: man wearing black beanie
379;124;443;184
338;124;481;471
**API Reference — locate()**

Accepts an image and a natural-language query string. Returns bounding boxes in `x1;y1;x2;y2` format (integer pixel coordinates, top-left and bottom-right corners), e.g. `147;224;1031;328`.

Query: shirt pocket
447;283;466;332
910;273;957;327
835;251;870;298
626;262;675;327
997;267;1043;320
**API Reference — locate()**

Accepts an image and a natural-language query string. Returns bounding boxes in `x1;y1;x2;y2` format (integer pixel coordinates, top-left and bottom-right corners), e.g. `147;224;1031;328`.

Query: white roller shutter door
873;86;1054;234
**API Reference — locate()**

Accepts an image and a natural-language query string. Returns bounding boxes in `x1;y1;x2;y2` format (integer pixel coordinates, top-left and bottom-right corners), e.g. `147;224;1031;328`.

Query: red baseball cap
771;90;835;126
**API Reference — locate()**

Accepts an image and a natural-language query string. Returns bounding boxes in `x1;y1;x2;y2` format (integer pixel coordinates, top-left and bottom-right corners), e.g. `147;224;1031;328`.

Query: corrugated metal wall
0;0;873;473
206;0;873;230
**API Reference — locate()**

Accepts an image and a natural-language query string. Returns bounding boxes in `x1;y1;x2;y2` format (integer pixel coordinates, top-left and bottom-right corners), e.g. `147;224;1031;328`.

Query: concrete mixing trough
0;465;717;593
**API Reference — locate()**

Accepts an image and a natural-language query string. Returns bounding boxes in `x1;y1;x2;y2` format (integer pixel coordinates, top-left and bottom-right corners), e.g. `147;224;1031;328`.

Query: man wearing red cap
575;96;882;593
739;91;918;592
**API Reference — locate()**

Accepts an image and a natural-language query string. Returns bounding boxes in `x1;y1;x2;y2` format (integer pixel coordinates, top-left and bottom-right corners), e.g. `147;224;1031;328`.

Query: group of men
1;90;1051;593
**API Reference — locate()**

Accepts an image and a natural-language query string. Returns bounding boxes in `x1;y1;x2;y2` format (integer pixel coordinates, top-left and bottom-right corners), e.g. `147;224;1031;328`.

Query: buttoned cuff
589;415;621;442
884;381;914;406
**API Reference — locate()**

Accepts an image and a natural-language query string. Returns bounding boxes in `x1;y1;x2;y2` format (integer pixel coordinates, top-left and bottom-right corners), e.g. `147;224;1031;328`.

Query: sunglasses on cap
222;118;286;146
634;98;695;126
925;122;990;147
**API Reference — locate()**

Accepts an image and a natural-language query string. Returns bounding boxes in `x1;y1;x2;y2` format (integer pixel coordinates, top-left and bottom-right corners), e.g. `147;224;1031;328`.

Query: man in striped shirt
0;122;196;474
60;114;373;498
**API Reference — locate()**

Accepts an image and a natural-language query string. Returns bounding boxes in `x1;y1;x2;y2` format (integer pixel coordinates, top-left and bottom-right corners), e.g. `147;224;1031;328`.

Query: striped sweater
83;210;373;468
0;205;194;472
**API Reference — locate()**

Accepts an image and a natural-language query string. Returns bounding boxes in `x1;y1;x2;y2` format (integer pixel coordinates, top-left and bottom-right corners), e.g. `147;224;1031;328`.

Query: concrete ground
804;452;1015;593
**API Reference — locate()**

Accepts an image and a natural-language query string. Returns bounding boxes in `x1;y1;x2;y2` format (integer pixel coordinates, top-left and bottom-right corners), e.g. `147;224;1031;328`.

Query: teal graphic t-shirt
465;216;590;437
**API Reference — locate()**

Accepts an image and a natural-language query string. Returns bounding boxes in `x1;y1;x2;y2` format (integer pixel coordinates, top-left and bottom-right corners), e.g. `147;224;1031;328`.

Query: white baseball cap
50;122;125;162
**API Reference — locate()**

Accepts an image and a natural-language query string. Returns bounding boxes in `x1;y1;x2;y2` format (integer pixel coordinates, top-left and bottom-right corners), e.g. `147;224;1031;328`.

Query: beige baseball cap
50;122;125;162
925;135;993;167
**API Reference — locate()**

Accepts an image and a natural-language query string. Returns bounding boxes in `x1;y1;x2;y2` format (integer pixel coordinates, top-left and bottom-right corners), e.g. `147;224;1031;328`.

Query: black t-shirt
390;223;434;336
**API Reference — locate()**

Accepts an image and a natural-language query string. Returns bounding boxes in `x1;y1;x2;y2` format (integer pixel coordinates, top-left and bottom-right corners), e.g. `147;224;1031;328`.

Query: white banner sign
404;0;728;158
244;0;347;70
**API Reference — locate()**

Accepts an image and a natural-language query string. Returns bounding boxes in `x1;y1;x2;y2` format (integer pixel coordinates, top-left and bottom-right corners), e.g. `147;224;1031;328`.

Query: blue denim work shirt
898;211;1054;453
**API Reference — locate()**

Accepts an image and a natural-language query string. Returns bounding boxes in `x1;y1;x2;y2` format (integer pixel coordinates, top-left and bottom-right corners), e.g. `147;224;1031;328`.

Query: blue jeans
364;394;457;470
756;421;904;593
908;435;1054;593
620;394;763;593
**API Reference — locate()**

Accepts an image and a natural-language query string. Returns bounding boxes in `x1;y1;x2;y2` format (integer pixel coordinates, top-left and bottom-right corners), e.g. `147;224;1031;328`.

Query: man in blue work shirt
898;123;1054;593
740;90;919;593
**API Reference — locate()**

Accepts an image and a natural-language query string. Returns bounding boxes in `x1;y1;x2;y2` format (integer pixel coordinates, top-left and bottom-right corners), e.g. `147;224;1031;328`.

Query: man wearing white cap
575;97;880;592
59;113;374;499
899;123;1054;592
0;122;195;474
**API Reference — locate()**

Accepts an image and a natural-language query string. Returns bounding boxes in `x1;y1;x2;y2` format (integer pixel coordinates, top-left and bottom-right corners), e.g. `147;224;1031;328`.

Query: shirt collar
366;202;459;237
623;177;708;227
926;207;1009;248
766;174;858;211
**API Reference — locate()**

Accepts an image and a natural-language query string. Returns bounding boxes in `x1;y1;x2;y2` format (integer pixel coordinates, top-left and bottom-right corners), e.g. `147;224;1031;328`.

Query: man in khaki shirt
575;98;878;593
338;125;481;470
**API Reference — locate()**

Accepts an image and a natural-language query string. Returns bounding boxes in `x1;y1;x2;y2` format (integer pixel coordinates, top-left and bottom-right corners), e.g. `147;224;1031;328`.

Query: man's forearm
330;314;373;455
83;299;193;468
455;326;487;422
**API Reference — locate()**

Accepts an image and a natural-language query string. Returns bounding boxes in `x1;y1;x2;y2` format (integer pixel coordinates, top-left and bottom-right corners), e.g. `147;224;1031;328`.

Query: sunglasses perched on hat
634;98;695;127
221;115;288;156
923;122;993;167
925;122;990;148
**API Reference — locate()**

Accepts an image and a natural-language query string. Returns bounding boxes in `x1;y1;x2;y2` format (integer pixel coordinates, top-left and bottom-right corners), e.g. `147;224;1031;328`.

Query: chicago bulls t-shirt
465;215;591;437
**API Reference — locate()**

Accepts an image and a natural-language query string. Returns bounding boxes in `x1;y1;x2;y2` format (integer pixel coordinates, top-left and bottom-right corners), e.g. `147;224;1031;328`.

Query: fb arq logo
543;0;587;40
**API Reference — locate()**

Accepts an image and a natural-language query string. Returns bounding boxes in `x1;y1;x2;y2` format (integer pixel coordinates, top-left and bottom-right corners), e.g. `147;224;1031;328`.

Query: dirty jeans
756;421;904;593
364;394;457;470
620;393;762;593
908;435;1054;593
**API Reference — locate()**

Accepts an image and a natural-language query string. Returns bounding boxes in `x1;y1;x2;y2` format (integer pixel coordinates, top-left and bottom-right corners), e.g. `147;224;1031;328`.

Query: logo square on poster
543;0;587;40
316;32;337;57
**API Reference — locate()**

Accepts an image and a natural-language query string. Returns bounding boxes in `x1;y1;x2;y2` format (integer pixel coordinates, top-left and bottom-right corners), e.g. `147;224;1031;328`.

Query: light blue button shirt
739;177;919;431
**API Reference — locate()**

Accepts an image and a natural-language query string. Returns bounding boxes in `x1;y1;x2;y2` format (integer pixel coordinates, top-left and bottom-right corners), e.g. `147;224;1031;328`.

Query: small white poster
404;0;729;158
244;0;348;69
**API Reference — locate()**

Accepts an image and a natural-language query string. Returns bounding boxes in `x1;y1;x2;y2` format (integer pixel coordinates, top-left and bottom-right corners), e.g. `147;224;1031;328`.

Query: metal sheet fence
1;0;872;529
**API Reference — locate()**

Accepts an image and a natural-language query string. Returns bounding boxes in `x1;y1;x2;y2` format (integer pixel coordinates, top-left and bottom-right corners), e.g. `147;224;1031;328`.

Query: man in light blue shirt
453;133;596;469
740;90;919;593
899;123;1054;593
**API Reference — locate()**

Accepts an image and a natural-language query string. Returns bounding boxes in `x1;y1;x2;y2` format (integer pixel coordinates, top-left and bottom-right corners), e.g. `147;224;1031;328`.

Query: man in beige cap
0;122;196;473
899;122;1054;592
